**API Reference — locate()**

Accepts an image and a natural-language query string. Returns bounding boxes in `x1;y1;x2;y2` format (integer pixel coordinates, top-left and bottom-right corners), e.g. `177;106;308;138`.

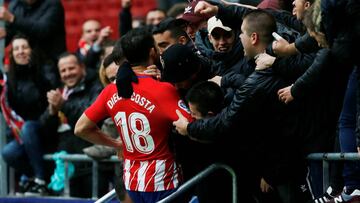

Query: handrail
157;163;237;203
95;189;116;203
6;153;360;200
306;152;360;161
94;163;238;203
307;152;360;192
43;154;121;162
43;154;122;199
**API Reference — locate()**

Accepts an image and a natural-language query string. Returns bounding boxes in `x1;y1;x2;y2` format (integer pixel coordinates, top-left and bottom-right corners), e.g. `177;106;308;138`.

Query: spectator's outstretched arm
220;72;247;104
272;33;319;57
272;39;298;57
256;51;316;81
174;76;263;141
272;52;316;81
194;1;252;29
6;0;64;43
290;31;355;100
119;0;132;36
220;0;257;9
294;33;319;54
289;49;331;100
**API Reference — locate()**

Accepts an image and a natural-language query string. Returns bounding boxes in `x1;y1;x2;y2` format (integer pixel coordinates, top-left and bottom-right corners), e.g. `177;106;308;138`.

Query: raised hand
194;1;218;18
0;6;14;23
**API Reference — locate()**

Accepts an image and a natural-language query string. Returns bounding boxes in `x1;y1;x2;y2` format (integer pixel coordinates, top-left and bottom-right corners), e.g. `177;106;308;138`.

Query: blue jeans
338;68;360;189
1;120;45;179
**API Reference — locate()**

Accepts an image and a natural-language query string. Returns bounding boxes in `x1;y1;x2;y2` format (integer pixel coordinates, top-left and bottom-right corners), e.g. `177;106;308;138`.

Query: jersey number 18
114;112;155;154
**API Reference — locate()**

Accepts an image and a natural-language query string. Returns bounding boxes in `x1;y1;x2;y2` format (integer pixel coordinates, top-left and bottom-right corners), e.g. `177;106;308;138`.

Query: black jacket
187;64;298;184
6;0;66;62
6;64;50;121
40;75;102;153
290;49;353;154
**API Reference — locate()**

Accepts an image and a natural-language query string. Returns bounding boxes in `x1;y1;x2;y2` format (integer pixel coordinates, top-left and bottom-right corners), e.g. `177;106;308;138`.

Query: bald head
82;20;101;43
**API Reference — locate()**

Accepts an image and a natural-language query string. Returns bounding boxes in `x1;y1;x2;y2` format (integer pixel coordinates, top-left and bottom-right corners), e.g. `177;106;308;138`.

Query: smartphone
272;32;283;41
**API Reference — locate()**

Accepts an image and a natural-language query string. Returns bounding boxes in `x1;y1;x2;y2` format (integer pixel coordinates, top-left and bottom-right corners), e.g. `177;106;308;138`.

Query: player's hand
194;1;218;17
173;110;189;136
255;53;275;71
357;147;360;156
278;85;294;104
144;65;161;80
260;178;273;193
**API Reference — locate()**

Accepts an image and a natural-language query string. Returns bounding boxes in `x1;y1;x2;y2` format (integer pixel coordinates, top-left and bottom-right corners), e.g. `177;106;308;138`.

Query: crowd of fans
0;0;359;203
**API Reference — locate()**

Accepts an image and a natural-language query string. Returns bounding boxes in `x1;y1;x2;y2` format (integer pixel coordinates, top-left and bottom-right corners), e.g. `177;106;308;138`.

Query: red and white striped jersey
84;74;192;192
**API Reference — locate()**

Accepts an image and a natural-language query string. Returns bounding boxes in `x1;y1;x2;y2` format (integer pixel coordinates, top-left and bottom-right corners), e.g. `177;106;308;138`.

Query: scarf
0;74;24;144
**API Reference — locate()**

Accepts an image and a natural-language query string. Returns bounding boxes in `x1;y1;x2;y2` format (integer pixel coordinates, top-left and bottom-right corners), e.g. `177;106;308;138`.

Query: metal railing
95;153;360;203
306;152;360;193
4;152;360;201
157;163;237;203
95;163;237;203
43;154;121;199
95;188;116;203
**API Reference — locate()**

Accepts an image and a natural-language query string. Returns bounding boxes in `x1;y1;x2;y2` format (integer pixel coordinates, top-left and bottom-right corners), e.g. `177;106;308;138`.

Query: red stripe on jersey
123;158;180;192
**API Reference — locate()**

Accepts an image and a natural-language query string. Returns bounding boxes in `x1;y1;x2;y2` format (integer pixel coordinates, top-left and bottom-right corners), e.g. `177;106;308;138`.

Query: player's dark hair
120;27;155;66
152;17;189;40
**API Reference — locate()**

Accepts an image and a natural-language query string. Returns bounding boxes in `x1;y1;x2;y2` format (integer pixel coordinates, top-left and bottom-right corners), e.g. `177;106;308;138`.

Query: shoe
24;179;48;197
15;179;34;196
327;189;360;203
308;186;341;203
83;145;116;160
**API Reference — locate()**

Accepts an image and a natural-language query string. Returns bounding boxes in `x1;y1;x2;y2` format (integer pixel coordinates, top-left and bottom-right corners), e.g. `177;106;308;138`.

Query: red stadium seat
62;0;156;52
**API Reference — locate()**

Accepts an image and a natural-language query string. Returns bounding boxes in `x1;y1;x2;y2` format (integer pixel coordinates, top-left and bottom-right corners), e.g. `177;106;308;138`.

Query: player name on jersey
107;92;156;113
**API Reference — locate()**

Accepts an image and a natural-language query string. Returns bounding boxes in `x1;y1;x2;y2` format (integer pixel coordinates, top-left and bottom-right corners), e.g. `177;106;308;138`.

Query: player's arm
75;113;122;149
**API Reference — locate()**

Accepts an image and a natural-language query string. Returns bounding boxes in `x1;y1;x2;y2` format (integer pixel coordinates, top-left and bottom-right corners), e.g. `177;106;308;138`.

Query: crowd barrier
4;153;360;202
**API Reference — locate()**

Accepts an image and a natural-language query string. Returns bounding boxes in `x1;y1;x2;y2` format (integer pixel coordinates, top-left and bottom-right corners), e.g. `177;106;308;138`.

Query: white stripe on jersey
123;159;132;190
154;160;166;191
171;162;179;189
136;161;150;191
